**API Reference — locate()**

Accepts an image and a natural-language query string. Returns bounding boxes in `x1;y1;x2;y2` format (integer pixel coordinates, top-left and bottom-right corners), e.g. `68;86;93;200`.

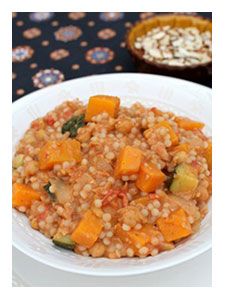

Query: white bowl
12;73;212;276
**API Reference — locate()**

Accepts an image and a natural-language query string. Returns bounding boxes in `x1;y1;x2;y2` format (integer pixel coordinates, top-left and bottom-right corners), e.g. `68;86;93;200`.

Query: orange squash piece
155;121;179;146
175;117;204;130
114;145;143;177
71;210;103;248
157;208;192;242
204;141;212;171
38;139;81;170
170;143;190;153
85;95;120;122
115;223;159;250
12;183;40;208
144;121;179;146
136;162;166;193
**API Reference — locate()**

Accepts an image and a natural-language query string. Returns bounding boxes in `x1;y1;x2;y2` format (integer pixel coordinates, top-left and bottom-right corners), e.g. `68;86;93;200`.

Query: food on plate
12;94;212;258
53;233;75;250
156;208;192;242
71;209;103;248
169;163;199;194
12;183;40;208
114;145;143;177
38;139;82;170
136;162;166;193
85;95;120;122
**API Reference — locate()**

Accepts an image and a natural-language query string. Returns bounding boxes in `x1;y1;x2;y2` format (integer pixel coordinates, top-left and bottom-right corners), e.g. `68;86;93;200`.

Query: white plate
12;73;212;277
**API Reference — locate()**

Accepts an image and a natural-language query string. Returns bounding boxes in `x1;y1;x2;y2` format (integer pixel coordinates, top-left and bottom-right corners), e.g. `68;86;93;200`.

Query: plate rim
12;241;211;277
13;73;212;111
12;73;212;276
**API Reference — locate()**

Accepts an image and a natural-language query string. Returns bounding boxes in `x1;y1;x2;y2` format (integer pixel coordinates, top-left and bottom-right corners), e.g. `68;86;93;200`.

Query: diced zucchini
170;163;199;194
53;234;75;250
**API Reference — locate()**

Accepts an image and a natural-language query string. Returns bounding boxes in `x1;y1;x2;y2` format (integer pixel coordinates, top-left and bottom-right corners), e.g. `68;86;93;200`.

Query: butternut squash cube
38;139;81;170
71;210;103;248
157;208;192;242
12;183;40;208
175;117;204;130
115;223;159;250
85;95;120;122
144;120;179;146
114;145;143;177
155;121;179;146
136;162;166;193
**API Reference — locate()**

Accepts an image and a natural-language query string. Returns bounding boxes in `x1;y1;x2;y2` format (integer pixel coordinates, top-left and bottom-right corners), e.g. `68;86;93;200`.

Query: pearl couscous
12;95;212;258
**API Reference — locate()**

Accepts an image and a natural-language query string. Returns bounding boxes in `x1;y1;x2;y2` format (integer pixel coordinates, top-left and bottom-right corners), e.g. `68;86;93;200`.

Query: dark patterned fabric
12;12;212;102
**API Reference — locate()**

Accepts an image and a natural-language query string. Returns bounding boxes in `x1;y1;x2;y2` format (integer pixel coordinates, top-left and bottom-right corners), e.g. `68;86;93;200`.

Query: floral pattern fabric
12;12;211;101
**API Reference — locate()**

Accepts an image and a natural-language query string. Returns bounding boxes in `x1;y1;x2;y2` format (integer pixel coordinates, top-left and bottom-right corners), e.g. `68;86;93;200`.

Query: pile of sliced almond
134;26;212;66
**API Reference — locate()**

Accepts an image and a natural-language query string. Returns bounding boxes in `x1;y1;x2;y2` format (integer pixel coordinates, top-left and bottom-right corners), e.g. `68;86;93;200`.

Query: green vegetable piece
43;182;56;201
170;163;199;194
61;114;85;138
53;234;75;250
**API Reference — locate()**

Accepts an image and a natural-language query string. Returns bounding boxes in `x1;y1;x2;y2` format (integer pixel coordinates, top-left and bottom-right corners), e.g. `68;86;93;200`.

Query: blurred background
12;12;212;102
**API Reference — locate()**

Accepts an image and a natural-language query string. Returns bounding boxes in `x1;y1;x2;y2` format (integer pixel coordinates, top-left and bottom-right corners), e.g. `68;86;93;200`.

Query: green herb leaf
61;114;85;138
43;182;56;201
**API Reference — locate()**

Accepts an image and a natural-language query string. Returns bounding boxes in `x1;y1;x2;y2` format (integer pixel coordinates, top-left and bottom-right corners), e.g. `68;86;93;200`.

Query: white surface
12;73;212;276
12;247;211;287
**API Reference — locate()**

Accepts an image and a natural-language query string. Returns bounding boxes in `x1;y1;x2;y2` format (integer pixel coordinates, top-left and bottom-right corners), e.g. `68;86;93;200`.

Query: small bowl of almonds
126;14;212;83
